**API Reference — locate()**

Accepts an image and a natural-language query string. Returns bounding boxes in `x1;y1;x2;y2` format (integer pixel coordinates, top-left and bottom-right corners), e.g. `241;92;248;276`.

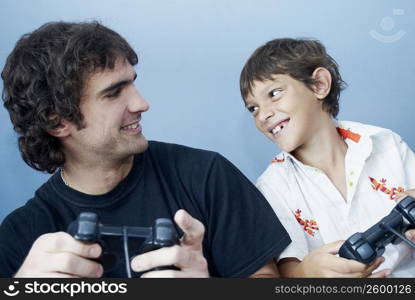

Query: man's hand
130;209;209;278
14;232;103;278
279;241;390;278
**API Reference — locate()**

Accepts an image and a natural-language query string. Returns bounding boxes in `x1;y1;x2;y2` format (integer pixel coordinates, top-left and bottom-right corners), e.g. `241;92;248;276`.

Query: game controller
339;196;415;264
67;212;180;277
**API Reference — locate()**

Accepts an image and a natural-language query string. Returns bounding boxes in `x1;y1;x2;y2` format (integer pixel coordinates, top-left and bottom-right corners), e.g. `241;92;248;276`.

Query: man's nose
128;87;150;113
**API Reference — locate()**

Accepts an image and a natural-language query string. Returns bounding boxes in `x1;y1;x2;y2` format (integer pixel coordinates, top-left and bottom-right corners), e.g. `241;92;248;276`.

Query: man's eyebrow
97;73;137;97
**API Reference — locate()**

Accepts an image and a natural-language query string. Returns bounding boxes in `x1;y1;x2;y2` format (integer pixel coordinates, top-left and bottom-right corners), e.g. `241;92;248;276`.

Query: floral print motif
294;209;319;236
271;157;285;163
369;177;405;200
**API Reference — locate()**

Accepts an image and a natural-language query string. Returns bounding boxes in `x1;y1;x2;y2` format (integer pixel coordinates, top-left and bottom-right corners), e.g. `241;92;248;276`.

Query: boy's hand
395;189;415;242
283;241;389;278
130;209;209;278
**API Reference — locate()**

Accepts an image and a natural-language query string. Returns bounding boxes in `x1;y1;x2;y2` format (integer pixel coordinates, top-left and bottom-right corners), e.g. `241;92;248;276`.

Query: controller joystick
67;212;179;277
339;196;415;264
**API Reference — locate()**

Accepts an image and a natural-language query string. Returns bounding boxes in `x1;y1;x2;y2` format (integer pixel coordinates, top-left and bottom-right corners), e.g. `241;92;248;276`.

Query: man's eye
247;106;258;114
106;88;122;98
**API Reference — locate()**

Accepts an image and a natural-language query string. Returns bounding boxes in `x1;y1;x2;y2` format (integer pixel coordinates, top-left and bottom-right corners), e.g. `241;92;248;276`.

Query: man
0;21;290;278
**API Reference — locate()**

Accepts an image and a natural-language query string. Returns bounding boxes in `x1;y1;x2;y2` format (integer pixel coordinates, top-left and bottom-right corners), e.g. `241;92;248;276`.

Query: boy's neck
291;117;347;173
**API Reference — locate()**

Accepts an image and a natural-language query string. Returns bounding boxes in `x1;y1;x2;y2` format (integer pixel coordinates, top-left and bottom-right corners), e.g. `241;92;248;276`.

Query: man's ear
47;118;72;138
311;67;332;100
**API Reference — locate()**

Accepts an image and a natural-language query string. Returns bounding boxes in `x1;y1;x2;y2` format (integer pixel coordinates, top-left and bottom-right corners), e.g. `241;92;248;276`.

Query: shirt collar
274;120;374;169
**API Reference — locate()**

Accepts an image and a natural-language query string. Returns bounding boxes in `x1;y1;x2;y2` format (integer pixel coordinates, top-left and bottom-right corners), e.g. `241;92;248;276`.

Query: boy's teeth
272;126;281;134
272;124;284;135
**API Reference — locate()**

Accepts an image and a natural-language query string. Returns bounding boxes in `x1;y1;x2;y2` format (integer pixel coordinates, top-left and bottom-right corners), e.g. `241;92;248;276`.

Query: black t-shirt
0;141;290;277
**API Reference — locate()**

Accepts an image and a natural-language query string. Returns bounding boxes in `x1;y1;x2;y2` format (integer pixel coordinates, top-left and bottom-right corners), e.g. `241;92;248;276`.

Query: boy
239;38;415;277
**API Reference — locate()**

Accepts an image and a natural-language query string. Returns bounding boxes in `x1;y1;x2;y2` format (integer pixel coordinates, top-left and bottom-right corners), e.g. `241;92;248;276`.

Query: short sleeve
256;171;309;262
203;155;291;278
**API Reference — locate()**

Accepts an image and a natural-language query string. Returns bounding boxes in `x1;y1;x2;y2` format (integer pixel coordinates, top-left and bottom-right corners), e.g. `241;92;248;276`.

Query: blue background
0;0;414;222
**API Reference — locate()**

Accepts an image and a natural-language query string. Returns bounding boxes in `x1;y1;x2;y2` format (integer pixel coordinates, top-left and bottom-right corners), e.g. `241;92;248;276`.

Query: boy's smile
245;73;326;153
268;118;290;138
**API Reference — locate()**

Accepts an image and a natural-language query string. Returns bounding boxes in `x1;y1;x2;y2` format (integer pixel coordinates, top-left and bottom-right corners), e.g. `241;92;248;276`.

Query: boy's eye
269;89;282;98
247;106;259;114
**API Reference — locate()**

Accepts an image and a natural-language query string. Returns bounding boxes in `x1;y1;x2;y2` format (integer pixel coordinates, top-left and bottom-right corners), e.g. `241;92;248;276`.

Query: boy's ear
311;67;332;100
47;118;72;138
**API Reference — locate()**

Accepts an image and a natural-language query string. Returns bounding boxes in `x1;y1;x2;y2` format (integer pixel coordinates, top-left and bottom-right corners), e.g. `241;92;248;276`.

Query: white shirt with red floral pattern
256;120;415;277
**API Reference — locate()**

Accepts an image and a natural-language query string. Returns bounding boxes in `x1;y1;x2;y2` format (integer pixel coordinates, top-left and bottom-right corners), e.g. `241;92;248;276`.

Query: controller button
356;243;376;263
400;196;414;208
348;233;363;244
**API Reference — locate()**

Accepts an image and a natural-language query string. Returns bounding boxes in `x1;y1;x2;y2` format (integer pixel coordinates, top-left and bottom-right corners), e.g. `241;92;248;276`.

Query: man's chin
135;136;149;154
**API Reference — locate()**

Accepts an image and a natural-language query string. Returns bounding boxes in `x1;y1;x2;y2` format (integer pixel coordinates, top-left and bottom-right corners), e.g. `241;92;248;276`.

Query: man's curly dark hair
2;21;138;173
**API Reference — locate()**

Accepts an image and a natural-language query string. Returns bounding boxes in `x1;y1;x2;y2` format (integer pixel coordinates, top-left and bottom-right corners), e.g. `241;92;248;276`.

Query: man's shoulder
145;141;249;182
0;198;40;236
1;174;58;228
147;140;220;162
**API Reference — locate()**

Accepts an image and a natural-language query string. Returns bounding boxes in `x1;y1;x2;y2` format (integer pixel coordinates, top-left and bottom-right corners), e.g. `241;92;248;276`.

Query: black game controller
67;212;180;277
339;196;415;264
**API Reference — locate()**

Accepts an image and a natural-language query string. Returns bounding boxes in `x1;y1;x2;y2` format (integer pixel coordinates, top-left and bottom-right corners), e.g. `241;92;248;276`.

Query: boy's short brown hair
240;38;346;118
